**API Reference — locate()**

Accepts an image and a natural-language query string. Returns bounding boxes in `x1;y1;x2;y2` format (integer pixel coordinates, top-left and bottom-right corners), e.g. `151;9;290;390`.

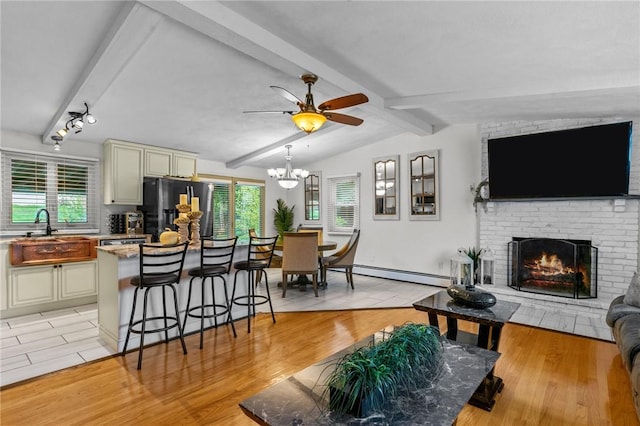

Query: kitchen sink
9;236;98;266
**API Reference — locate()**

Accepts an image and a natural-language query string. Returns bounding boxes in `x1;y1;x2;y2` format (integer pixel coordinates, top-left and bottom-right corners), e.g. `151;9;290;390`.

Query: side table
413;289;520;411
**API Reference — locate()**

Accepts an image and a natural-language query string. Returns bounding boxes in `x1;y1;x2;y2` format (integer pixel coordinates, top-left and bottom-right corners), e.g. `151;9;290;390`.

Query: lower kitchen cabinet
9;261;97;308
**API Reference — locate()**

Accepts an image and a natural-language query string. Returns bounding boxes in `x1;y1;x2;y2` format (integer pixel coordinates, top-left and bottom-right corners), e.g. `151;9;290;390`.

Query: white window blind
327;174;360;234
1;150;99;234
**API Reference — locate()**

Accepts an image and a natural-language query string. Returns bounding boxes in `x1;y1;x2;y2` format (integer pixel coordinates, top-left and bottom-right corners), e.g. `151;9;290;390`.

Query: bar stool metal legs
183;274;237;349
123;282;187;369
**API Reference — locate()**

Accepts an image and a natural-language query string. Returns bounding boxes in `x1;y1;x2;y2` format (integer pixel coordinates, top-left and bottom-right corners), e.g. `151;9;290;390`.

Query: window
202;174;265;244
327;174;360;234
1;150;99;233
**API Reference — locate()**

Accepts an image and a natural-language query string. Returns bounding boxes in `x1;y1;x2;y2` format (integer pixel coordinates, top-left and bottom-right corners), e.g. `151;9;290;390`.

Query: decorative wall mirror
373;156;399;220
303;172;321;222
409;150;440;221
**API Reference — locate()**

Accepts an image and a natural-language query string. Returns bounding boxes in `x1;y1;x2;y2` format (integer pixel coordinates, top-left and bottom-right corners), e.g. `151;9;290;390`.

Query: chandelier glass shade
268;145;309;189
291;111;326;134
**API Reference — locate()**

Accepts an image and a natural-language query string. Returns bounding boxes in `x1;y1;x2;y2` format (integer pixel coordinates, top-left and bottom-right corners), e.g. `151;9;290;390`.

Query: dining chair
297;225;323;243
320;229;360;288
230;234;278;333
183;236;238;349
122;241;189;369
281;232;320;297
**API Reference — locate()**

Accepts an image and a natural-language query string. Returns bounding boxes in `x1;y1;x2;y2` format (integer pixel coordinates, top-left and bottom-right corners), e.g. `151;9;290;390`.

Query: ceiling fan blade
323;112;364;126
270;86;304;107
318;93;368;111
242;110;295;115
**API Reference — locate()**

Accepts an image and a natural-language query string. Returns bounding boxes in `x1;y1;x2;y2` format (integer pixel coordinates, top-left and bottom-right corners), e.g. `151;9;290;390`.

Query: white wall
286;124;482;280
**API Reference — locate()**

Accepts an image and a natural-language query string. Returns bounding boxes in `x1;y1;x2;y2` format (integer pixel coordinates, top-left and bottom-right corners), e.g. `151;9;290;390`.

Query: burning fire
529;253;575;276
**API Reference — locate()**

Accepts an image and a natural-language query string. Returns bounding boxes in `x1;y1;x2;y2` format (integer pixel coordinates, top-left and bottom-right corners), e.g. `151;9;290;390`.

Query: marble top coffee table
239;328;500;425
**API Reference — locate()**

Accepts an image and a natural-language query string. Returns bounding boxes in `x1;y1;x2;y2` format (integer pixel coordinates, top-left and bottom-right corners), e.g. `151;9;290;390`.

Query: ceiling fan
244;73;368;134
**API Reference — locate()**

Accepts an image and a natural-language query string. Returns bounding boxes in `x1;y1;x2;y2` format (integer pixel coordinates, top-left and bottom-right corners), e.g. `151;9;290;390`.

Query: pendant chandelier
267;145;309;189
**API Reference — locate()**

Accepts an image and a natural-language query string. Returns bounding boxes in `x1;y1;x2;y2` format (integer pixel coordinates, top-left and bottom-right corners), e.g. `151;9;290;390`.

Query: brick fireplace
478;117;640;313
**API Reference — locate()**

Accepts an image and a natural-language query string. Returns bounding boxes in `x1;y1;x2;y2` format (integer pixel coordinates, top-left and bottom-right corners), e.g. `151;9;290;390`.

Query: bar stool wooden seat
122;241;189;369
183;236;238;349
231;234;278;333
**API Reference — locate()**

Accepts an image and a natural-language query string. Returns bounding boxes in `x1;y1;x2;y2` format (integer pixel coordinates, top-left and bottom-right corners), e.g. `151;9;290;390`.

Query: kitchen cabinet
144;147;197;178
144;148;172;177
8;261;97;308
172;152;197;178
103;140;144;205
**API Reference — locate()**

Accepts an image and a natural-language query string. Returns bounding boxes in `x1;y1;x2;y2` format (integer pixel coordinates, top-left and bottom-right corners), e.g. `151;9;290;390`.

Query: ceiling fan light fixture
291;111;326;134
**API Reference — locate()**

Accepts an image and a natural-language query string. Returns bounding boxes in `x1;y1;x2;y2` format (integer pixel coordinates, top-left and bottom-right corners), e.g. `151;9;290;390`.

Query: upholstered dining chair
296;224;323;243
320;229;360;288
281;232;320;297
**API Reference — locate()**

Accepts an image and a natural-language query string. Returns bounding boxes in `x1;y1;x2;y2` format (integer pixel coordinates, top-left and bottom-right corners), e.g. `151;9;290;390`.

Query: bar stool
231;234;278;333
183;236;238;349
122;241;189;369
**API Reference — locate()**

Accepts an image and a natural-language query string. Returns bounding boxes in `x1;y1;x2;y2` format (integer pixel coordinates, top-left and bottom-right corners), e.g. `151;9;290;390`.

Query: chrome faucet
34;208;55;236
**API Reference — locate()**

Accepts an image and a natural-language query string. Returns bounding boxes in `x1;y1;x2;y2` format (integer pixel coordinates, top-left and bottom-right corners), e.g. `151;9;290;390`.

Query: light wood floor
0;308;636;425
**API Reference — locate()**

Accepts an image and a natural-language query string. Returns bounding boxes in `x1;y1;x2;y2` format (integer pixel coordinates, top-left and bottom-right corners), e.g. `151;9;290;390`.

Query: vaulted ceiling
2;1;638;169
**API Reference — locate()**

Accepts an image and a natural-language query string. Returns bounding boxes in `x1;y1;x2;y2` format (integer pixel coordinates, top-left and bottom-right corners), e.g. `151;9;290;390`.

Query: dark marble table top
413;290;521;326
239;329;500;425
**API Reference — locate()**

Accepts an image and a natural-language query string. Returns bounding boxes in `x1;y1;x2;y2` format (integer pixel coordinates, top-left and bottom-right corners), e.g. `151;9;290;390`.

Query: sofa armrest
607;295;640;327
614;315;640;372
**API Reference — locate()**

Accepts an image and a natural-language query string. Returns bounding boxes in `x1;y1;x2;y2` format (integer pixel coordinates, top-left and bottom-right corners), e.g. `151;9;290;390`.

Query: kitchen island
97;243;251;352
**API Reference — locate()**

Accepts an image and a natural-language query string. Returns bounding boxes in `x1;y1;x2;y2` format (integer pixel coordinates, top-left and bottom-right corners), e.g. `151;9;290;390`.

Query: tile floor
0;270;613;387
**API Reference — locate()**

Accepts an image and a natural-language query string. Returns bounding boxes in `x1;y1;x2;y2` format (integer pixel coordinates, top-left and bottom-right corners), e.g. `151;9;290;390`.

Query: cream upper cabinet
144;148;172;177
144;147;197;178
103;140;144;205
172;152;197;178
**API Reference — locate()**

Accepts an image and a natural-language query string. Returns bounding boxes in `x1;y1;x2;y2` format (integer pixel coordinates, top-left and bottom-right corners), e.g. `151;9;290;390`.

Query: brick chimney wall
478;118;640;311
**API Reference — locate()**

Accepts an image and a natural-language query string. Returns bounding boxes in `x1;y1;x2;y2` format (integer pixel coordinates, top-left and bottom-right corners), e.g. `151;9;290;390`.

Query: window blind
327;174;360;234
1;150;99;233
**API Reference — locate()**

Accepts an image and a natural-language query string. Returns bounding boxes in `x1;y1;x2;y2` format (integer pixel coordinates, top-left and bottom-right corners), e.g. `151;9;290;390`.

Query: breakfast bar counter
96;244;250;352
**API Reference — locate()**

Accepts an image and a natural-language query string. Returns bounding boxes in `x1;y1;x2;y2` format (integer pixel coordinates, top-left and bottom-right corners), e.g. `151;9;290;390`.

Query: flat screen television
487;121;633;200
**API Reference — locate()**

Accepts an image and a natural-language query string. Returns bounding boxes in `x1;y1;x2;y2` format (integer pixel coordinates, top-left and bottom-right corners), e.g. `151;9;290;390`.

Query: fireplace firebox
507;238;597;299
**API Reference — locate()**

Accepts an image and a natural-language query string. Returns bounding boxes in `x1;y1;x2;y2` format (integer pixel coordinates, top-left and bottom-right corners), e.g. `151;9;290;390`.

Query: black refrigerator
139;177;214;242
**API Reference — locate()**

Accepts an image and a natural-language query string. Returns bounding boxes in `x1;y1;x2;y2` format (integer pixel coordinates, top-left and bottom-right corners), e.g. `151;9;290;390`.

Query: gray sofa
606;294;640;420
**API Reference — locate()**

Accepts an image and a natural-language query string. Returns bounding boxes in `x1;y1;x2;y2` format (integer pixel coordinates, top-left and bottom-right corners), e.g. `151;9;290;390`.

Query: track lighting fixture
55;102;97;138
51;135;63;151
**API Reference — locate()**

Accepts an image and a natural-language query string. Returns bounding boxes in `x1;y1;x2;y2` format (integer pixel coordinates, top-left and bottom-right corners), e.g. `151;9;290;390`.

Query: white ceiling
2;1;639;169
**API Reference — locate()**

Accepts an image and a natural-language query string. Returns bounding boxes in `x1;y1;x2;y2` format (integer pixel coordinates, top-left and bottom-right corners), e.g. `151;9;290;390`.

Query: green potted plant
273;198;294;243
322;322;443;418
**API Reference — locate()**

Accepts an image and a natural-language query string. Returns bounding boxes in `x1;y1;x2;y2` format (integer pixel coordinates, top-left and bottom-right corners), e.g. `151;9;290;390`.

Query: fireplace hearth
508;238;597;299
